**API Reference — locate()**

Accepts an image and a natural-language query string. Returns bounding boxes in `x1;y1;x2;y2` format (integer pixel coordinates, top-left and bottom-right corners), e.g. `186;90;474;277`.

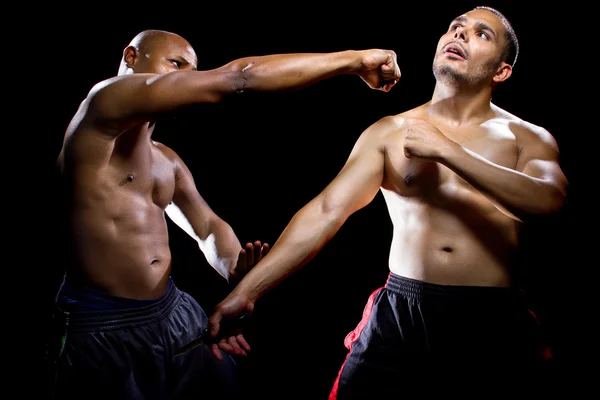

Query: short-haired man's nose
453;27;466;40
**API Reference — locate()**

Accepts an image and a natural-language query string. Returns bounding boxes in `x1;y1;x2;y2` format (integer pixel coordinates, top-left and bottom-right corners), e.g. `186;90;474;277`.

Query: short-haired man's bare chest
383;117;519;199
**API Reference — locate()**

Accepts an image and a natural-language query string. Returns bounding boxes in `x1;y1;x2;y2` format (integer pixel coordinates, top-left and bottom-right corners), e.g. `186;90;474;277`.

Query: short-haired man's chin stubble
432;61;499;88
433;64;471;86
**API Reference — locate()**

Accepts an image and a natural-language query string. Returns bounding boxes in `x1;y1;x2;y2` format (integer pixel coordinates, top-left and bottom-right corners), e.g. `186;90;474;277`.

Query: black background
25;0;590;397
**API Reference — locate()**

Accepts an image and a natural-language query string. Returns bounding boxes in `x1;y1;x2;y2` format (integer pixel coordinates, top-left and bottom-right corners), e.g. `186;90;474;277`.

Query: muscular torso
57;104;177;299
381;106;521;287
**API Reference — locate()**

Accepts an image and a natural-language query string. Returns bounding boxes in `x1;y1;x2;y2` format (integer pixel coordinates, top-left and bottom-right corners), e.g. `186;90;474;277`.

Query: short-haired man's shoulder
358;114;405;143
493;104;558;149
370;112;412;131
370;107;423;131
357;109;421;145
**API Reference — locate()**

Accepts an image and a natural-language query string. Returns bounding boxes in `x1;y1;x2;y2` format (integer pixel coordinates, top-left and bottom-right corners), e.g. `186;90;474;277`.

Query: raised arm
445;124;567;221
84;50;400;134
404;118;568;222
215;50;400;93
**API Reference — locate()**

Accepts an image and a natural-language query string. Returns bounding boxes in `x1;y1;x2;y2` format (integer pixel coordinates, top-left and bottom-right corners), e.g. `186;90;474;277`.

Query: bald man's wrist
337;50;363;74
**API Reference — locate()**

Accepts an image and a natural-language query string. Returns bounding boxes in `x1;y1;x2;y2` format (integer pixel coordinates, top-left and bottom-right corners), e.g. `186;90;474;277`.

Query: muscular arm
440;122;568;221
216;50;396;92
87;50;398;134
166;157;241;282
232;118;390;302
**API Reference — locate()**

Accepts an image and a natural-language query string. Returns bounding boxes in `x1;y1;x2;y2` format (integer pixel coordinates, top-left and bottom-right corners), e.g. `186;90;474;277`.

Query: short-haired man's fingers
236;333;251;352
217;338;233;353
208;313;221;338
211;343;224;360
227;336;247;356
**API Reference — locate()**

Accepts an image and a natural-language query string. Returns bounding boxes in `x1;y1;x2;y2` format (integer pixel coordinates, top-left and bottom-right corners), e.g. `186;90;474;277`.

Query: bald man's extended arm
84;50;399;134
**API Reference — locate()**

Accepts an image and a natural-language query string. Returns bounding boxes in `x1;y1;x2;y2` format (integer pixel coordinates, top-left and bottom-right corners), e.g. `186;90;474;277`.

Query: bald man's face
124;34;198;74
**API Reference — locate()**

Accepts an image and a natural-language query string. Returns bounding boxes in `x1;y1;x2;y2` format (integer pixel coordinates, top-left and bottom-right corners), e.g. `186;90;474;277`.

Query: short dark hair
474;6;519;68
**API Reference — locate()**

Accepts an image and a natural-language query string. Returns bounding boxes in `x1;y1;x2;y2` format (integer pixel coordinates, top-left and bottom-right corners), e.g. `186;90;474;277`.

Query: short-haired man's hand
208;293;255;360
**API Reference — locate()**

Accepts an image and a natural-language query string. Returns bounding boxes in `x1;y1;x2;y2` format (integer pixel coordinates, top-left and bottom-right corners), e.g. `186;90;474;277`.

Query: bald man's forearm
221;51;364;92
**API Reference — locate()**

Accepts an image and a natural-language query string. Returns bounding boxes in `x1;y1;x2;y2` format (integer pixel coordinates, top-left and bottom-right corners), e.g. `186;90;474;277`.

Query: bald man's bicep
87;71;243;131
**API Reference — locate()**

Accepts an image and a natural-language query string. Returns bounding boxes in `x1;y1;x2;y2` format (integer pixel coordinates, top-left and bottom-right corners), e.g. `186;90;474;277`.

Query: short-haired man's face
432;9;509;86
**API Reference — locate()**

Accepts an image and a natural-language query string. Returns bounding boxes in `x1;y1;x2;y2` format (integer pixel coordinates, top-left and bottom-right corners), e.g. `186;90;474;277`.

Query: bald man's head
117;29;198;76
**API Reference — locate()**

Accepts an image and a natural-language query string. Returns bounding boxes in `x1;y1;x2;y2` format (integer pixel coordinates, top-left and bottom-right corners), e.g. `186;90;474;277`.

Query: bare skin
208;8;568;358
55;30;401;354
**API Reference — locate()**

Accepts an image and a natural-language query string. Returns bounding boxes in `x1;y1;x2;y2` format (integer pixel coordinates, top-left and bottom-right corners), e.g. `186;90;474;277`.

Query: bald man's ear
123;45;139;69
493;62;512;84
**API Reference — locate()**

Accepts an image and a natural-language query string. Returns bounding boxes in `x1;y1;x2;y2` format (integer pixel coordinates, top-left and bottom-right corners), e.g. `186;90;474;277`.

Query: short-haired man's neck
425;65;511;125
427;79;497;126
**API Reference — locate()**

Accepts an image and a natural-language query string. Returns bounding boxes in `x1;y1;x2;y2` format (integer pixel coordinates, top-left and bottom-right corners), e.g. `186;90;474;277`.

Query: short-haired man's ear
493;62;512;84
123;46;139;69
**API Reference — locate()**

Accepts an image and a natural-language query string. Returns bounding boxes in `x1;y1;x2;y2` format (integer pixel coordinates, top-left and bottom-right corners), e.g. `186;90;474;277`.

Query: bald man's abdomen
70;199;173;300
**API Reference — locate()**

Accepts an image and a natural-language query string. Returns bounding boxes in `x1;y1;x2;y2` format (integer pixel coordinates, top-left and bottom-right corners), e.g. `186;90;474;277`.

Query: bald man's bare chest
98;143;176;209
383;119;519;197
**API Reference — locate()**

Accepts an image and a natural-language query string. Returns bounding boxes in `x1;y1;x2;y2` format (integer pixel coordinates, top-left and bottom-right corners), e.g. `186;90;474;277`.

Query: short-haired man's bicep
320;149;385;218
520;158;568;193
516;130;567;189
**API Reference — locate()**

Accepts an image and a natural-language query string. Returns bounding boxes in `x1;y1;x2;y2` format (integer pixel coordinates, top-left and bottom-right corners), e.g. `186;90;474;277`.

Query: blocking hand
229;240;269;285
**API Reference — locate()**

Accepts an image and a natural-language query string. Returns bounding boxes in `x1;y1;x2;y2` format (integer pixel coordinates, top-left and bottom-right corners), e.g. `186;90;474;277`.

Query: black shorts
329;273;552;399
45;278;242;400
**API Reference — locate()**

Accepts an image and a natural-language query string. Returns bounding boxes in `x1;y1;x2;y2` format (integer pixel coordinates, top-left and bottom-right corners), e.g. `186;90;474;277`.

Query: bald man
46;29;401;399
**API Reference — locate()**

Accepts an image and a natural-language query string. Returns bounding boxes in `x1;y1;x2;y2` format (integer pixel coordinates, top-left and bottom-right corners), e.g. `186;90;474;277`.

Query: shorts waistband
55;280;181;332
385;272;514;302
